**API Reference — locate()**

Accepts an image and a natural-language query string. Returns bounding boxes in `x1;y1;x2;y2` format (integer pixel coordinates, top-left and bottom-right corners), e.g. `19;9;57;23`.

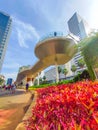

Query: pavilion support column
37;73;40;86
27;75;33;86
20;76;27;88
55;63;59;83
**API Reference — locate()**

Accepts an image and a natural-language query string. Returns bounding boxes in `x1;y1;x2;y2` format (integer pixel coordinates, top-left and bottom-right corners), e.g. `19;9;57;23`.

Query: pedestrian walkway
0;89;33;130
15;91;37;130
0;89;24;96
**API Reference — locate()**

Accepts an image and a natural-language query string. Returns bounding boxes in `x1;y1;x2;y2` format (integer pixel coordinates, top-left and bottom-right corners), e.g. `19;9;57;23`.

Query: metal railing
39;32;64;42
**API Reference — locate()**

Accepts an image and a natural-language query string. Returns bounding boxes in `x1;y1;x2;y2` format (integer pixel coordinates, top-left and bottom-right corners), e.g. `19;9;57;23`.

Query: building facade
45;61;73;82
0;12;12;71
67;12;90;73
68;12;90;40
19;65;31;73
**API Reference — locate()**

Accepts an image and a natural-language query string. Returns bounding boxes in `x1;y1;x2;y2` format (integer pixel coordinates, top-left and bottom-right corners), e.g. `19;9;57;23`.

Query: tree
39;77;42;82
0;78;5;85
43;76;46;81
58;66;62;80
71;65;77;75
77;58;85;69
62;68;68;78
79;31;98;80
39;77;42;84
34;79;38;86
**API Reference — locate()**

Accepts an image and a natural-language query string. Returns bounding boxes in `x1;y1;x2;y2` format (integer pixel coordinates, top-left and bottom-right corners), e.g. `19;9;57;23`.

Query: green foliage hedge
29;79;73;89
29;70;91;89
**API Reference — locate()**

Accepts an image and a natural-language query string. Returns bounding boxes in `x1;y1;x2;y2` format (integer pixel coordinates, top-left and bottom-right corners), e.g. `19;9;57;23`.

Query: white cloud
12;17;40;48
3;63;21;69
2;63;21;80
27;0;98;32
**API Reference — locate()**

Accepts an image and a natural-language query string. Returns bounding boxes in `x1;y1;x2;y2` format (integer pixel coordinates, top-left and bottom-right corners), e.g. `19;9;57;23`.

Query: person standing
12;83;16;94
26;82;29;92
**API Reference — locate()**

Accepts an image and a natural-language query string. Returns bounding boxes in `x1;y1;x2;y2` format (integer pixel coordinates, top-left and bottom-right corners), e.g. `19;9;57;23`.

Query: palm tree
39;77;42;84
71;65;77;75
58;66;62;80
34;79;38;86
43;76;46;81
77;58;85;69
62;68;68;79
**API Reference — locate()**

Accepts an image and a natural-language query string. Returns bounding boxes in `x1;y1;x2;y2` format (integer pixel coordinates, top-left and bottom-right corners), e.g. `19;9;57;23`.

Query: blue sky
0;0;98;80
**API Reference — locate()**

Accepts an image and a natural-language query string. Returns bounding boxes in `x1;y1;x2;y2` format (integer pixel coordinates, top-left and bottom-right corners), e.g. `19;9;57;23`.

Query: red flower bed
25;81;98;130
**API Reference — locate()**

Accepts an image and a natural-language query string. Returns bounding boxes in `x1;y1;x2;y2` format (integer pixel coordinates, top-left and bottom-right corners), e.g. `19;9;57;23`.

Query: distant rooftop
19;65;32;73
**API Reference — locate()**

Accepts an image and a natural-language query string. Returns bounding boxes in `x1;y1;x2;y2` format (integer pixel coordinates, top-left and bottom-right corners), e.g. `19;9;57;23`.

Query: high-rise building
68;12;90;40
67;12;90;73
0;11;12;71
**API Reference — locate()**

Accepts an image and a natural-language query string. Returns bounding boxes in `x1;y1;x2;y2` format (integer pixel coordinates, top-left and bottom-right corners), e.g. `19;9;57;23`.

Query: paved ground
0;89;32;130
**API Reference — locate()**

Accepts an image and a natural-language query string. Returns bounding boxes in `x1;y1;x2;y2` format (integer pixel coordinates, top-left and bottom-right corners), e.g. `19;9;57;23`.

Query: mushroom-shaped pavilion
16;32;77;85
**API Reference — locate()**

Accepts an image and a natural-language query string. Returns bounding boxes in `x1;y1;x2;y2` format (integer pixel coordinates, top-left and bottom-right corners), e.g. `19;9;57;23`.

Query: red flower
25;81;98;130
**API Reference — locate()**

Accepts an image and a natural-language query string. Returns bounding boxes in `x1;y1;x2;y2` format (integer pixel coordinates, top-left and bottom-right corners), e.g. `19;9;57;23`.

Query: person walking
25;82;29;92
12;83;16;94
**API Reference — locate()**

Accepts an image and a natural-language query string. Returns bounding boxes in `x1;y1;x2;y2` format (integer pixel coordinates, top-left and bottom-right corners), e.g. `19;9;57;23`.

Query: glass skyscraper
68;12;90;40
0;11;12;71
67;12;90;73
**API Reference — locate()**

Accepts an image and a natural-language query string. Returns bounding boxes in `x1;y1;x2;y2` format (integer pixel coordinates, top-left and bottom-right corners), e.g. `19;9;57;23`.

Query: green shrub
73;70;91;82
29;79;74;90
